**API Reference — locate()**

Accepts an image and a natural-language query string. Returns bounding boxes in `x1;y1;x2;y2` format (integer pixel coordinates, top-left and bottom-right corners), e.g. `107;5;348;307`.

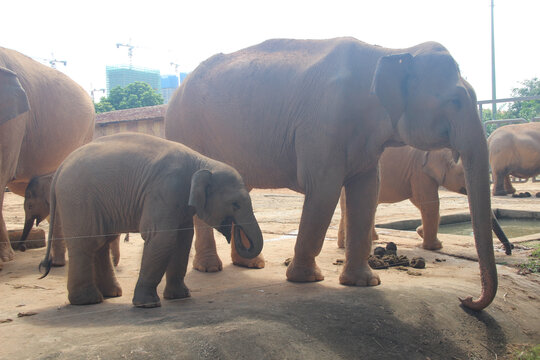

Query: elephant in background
165;37;497;310
488;122;540;196
18;173;120;266
338;147;512;254
40;133;263;307
0;47;95;262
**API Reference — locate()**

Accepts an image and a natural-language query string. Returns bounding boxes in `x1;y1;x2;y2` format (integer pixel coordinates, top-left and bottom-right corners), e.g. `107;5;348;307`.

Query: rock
385;242;397;255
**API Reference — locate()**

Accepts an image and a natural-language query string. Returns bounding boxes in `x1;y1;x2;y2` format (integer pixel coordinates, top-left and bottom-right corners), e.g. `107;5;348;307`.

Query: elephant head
0;67;30;125
372;43;497;311
188;168;264;259
18;174;53;251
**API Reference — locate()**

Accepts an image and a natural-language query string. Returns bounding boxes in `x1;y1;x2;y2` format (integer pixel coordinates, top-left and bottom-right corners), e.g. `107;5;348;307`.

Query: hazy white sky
2;0;538;102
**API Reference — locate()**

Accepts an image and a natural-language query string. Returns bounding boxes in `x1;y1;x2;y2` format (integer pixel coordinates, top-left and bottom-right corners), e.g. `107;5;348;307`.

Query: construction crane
116;41;135;68
45;54;67;69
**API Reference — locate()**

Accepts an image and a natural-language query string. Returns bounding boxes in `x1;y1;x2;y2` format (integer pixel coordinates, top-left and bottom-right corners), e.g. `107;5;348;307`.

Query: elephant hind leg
95;237;122;298
492;171;509;196
66;244;103;305
503;175;516;194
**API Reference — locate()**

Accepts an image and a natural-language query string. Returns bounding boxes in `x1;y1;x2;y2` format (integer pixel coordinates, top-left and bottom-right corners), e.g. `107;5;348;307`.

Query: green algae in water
438;218;540;238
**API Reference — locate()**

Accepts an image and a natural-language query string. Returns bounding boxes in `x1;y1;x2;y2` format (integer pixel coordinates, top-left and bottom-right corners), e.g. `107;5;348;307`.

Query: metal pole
491;0;497;119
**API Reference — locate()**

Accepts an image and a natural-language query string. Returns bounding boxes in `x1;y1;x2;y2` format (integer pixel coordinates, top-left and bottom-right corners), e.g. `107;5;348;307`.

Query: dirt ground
1;182;539;360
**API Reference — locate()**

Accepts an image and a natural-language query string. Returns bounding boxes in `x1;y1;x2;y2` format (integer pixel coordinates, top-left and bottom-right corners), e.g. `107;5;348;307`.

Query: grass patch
517;244;540;274
510;344;540;359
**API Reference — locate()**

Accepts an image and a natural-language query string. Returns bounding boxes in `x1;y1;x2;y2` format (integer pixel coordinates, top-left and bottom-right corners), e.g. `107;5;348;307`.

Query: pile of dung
368;242;425;270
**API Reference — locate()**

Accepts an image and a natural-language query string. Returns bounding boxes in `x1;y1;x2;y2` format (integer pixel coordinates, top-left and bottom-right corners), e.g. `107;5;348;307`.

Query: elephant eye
232;201;240;211
450;97;462;110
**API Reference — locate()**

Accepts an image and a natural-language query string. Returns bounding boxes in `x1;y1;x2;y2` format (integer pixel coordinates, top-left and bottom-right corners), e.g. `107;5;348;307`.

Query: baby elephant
21;173;120;266
40;133;264;307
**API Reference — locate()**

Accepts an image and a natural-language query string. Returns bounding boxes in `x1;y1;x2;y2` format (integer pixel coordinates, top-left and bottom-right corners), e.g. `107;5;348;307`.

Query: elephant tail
38;172;59;279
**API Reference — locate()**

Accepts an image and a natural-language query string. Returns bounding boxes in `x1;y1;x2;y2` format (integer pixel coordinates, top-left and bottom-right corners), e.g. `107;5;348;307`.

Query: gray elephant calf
40;133;263;307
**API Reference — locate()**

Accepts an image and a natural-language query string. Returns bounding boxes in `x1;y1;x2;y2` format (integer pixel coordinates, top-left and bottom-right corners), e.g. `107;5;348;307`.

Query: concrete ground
1;183;539;359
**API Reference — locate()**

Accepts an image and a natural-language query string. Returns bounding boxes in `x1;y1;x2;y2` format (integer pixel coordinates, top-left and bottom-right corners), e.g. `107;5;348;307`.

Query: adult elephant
488;122;540;196
165;38;497;310
0;47;95;262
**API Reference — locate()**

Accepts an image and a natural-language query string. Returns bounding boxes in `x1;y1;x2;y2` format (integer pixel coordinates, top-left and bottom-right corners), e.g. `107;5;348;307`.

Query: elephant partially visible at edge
488;122;540;196
0;46;95;263
40;133;263;307
18;173;120;266
338;147;512;254
165;37;498;310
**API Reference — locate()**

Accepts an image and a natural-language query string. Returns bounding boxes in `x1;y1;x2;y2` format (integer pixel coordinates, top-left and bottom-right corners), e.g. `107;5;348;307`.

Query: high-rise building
160;74;179;104
106;65;161;95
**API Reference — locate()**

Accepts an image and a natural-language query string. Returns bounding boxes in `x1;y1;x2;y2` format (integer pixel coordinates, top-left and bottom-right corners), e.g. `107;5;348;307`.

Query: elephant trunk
453;120;498;311
17;217;36;251
232;217;263;259
491;211;513;255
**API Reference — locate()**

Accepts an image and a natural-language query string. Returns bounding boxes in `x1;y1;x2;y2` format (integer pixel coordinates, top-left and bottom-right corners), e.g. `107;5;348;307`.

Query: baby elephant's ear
188;169;212;216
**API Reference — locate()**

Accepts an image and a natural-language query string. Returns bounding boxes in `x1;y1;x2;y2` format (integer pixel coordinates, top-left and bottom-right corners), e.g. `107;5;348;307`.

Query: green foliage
517;243;540;274
508;78;540;121
94;81;163;113
512;344;540;360
481;78;540;137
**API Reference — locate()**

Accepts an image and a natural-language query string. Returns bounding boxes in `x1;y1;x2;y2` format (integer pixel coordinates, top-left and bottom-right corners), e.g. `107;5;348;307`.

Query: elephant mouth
217;216;234;243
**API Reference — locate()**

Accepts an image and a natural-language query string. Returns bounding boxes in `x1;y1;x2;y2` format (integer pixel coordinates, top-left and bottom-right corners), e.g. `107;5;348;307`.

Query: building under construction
106;65;161;94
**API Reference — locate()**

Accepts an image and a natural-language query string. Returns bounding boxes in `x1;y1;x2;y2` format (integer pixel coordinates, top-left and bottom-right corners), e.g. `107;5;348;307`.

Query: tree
94;81;163;113
507;77;540;121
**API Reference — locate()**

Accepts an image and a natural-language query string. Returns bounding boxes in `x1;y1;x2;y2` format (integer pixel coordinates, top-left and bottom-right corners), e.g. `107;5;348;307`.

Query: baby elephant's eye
232;201;240;211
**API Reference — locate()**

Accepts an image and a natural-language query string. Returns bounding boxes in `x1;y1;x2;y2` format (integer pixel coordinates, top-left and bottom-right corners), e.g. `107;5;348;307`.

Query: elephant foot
337;237;345;249
99;282;123;298
133;286;161;308
68;285;104;305
193;253;223;272
164;281;191;300
232;253;265;269
339;263;380;286
0;243;15;262
286;258;324;282
51;256;66;267
492;189;508;196
422;238;443;250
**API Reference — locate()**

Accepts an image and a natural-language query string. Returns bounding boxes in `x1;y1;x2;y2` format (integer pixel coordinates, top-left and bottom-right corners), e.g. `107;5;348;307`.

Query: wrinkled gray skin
40;133;263;308
20;173;121;266
165;38;497;311
338;147;512;254
0;47;94;263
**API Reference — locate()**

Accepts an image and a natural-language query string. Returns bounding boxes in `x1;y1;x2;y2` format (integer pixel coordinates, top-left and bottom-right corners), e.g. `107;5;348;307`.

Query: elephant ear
0;67;30;126
421;151;446;185
370;53;413;126
188;169;212;217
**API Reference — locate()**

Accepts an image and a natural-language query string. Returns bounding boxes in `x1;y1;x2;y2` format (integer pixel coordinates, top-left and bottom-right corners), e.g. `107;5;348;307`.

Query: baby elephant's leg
163;226;194;300
94;236;122;298
66;238;103;305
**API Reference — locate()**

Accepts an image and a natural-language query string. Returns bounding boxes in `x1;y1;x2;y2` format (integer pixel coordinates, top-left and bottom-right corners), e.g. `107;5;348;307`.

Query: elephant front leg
411;197;442;250
230;238;265;268
286;178;342;283
192;216;223;272
133;230;177;308
339;169;381;287
163;228;193;300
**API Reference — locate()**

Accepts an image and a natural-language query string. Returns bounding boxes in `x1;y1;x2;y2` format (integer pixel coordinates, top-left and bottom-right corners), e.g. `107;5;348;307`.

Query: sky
2;0;539;104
